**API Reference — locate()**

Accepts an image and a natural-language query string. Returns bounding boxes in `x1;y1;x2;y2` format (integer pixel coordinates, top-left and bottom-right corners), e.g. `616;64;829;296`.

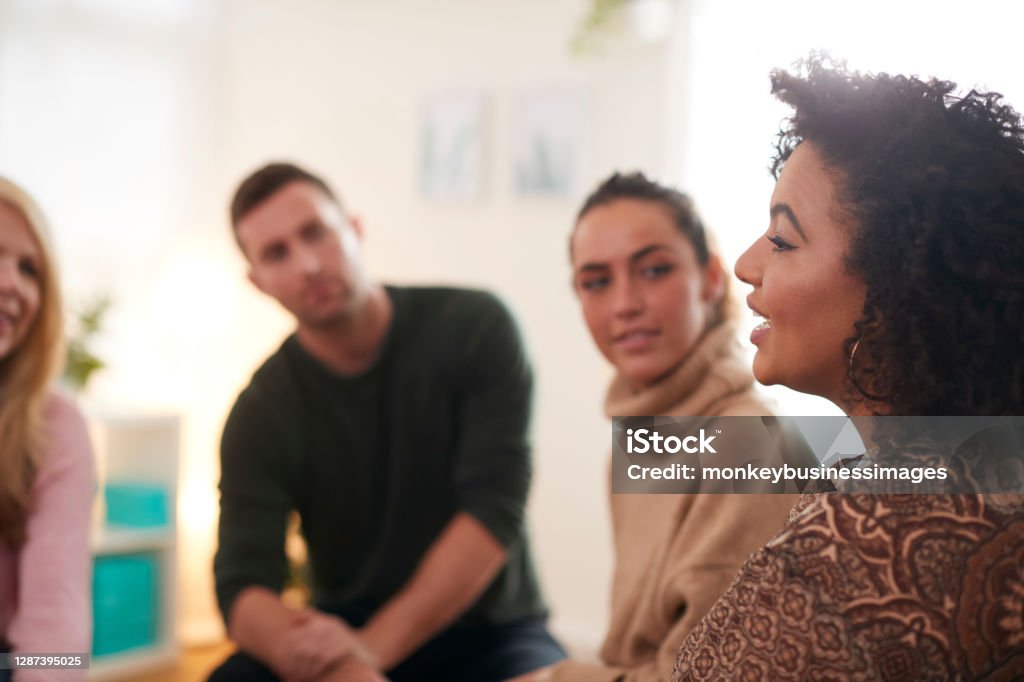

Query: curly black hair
770;54;1024;415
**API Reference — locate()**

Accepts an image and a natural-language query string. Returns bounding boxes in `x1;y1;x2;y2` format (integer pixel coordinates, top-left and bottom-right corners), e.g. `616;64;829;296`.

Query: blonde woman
0;177;94;682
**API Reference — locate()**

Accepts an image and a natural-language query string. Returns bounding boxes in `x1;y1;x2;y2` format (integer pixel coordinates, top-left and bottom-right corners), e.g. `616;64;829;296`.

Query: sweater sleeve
558;478;798;681
550;660;625;682
9;394;95;682
451;293;534;549
549;563;746;682
213;391;292;625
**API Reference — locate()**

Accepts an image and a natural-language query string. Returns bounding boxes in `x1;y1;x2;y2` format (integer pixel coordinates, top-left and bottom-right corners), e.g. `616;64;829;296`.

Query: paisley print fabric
672;431;1024;680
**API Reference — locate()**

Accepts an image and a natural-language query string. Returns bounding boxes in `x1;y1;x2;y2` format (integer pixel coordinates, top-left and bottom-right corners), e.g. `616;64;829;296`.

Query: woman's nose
734;238;763;287
612;279;644;318
0;257;18;293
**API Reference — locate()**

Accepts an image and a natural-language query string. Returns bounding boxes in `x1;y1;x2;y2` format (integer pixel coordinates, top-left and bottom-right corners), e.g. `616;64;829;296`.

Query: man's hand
318;657;389;682
276;610;375;681
358;513;507;670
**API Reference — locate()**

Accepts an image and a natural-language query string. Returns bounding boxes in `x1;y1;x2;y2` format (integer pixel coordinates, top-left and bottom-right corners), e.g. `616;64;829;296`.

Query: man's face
236;181;371;327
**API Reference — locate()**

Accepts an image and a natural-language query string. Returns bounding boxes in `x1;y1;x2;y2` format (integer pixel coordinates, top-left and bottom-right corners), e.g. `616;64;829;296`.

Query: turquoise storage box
104;482;169;528
92;553;159;657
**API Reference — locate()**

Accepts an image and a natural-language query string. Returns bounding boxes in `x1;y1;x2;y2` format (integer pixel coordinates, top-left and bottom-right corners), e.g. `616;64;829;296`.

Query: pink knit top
0;393;94;681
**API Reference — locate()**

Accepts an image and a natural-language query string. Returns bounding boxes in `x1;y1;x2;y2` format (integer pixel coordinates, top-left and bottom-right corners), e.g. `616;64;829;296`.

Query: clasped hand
275;609;386;682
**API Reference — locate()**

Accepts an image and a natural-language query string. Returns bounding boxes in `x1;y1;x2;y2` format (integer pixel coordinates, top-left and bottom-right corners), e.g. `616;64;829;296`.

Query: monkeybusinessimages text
624;428;950;485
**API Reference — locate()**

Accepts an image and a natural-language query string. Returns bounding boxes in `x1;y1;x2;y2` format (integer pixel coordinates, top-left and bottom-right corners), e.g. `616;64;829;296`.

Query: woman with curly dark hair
670;56;1024;680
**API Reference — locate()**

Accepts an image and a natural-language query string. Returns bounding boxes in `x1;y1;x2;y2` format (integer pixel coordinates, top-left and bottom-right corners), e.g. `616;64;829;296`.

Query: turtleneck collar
604;320;755;418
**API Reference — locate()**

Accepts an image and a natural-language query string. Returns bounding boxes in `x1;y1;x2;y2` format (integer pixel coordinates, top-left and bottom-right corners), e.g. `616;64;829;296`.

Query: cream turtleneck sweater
550;322;799;682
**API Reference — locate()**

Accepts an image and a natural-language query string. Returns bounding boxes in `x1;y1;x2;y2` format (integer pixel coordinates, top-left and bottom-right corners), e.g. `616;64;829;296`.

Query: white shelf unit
87;414;180;681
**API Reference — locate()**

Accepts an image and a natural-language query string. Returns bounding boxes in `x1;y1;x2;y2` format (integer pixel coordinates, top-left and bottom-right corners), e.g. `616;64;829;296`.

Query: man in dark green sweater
209;163;563;682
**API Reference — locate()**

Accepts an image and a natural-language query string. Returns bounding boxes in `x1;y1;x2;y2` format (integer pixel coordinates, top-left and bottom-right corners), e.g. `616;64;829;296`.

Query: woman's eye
767;234;795;253
580;276;609;292
641;263;673;279
304;223;327;240
264;245;287;263
18;259;38;278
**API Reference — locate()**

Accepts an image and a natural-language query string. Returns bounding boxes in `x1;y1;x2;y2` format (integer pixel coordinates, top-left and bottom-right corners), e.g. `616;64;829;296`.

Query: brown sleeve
670;493;1003;680
670;546;880;681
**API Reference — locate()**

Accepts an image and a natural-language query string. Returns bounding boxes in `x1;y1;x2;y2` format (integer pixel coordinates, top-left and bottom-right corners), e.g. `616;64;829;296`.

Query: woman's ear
247;268;266;296
701;253;727;304
348;214;364;237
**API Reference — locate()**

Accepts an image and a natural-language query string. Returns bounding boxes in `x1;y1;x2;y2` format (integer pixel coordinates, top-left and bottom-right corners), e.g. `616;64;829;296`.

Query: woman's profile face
735;143;867;406
572;198;723;390
0;201;43;361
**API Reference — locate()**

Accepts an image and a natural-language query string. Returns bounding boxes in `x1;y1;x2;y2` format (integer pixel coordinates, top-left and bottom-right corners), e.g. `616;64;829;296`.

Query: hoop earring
849;337;863;373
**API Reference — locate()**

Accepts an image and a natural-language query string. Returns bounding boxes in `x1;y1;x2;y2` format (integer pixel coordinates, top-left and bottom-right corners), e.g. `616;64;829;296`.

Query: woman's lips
615;329;660;352
750;318;772;345
745;296;771;345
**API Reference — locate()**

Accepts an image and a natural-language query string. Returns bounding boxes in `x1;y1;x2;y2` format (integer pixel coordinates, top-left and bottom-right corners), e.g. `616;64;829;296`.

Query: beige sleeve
548;566;739;682
549;660;625;682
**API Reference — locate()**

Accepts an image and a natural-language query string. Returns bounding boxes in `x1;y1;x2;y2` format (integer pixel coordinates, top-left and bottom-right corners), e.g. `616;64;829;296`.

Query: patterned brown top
671;484;1024;680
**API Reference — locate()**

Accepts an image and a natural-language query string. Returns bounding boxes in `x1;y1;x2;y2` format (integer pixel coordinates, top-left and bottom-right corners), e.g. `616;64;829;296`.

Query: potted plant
571;0;676;55
63;294;111;394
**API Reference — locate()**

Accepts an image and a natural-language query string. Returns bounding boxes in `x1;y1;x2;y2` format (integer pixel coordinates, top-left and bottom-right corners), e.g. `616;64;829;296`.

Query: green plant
571;0;627;56
63;294;112;392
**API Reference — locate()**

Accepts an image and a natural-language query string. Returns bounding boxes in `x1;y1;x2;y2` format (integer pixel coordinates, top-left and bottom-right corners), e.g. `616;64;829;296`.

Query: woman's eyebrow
629;244;671;262
770;203;808;242
576;244;670;272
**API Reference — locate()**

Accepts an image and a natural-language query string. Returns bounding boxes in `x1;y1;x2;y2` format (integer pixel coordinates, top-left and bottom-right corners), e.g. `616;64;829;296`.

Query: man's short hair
229;162;340;228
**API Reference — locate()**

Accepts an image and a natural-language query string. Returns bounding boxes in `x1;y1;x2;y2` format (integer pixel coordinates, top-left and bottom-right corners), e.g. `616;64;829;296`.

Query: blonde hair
0;177;64;547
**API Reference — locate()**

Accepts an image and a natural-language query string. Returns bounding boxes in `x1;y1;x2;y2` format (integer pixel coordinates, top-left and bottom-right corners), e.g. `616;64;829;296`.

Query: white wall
203;0;684;649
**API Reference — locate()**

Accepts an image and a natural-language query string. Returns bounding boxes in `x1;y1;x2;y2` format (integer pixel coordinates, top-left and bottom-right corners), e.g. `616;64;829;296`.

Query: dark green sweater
214;286;547;627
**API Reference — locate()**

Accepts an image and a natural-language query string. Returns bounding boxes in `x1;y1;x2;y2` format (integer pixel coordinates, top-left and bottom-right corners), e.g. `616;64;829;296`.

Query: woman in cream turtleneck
509;173;797;682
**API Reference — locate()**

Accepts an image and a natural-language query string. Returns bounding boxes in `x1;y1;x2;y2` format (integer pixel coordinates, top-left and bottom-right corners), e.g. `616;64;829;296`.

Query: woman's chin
751;356;789;389
615;360;660;390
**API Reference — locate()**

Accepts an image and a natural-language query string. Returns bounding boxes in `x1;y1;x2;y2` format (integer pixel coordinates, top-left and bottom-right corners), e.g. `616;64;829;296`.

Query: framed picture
512;86;586;197
420;90;486;200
